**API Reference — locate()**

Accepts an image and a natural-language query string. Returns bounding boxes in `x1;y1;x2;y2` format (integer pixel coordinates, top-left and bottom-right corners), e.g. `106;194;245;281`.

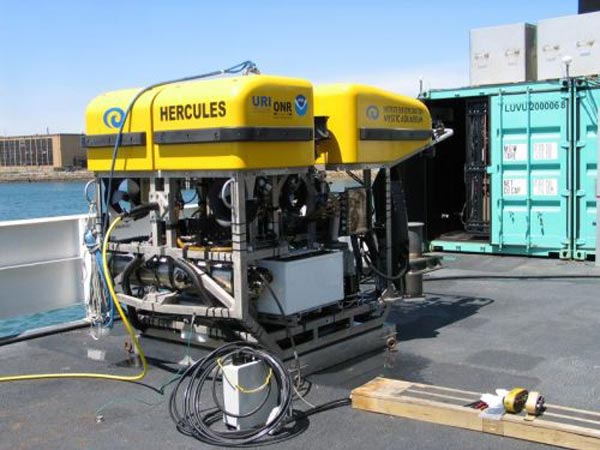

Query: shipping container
597;122;600;266
574;81;600;259
405;79;598;260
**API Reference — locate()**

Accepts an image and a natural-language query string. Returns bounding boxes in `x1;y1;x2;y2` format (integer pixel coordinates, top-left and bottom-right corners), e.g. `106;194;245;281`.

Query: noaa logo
294;95;308;116
366;105;380;120
103;107;125;129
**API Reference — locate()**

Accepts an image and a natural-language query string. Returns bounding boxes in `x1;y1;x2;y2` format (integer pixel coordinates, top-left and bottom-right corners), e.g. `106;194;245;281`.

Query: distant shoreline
0;169;357;183
0;170;93;183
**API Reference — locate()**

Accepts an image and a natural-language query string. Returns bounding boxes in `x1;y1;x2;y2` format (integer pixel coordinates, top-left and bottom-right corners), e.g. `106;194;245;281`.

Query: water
0;181;90;336
0;304;86;339
0;181;90;221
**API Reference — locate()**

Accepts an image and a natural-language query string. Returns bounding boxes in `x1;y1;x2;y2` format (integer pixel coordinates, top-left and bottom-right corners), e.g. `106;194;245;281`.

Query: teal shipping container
403;79;598;260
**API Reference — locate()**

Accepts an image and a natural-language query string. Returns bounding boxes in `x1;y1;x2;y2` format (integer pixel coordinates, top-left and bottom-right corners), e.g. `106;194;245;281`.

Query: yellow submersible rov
83;65;450;375
0;62;453;447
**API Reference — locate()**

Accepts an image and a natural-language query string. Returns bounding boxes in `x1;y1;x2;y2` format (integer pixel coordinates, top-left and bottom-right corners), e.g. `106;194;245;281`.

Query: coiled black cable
168;272;353;446
169;342;308;447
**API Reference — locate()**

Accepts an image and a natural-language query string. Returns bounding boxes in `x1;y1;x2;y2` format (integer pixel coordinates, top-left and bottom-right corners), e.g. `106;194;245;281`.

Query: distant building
0;134;86;169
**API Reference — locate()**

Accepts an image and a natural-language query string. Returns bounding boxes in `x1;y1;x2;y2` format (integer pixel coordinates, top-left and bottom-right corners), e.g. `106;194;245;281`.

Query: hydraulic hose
360;235;406;282
363;252;406;281
169;341;352;447
169;342;305;447
170;257;214;306
0;215;148;383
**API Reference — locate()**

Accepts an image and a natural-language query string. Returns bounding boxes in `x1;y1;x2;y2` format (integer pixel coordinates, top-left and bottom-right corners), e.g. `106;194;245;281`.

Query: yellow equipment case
85;75;314;172
314;84;432;167
85;88;156;171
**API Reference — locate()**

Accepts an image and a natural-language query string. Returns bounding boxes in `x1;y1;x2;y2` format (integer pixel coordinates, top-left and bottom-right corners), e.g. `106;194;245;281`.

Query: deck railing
0;214;90;319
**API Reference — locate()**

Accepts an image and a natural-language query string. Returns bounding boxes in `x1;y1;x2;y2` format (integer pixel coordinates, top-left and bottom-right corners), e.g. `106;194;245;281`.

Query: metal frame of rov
92;164;402;373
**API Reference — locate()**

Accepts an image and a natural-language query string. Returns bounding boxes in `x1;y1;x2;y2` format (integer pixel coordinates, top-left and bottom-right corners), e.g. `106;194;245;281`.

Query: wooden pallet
352;378;600;450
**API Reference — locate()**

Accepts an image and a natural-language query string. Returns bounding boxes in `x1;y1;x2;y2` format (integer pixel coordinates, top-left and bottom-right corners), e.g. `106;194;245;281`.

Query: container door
573;82;599;260
490;88;570;255
464;100;490;235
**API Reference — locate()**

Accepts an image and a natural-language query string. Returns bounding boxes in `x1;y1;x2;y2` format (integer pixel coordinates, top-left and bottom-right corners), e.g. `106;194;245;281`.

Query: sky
0;0;576;136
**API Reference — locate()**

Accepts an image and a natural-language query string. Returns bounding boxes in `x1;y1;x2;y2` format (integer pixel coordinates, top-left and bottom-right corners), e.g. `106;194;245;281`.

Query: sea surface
0;181;90;337
0;305;86;339
0;181;90;221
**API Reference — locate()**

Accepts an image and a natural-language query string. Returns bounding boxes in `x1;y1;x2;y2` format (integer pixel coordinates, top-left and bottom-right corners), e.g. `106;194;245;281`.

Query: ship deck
2;253;600;450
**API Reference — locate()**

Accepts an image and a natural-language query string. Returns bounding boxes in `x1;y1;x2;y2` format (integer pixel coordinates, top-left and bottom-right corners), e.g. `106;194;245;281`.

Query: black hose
257;272;300;364
168;341;352;447
117;255;147;331
172;258;215;306
121;255;144;296
345;170;365;187
360;236;406;282
294;397;351;418
169;342;307;447
363;252;406;281
350;235;363;277
109;235;151;244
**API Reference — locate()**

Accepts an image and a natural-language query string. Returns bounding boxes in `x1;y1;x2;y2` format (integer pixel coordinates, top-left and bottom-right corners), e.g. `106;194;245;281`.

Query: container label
503;100;567;113
503;178;527;196
533;178;558;196
533;142;558;160
503;143;527;161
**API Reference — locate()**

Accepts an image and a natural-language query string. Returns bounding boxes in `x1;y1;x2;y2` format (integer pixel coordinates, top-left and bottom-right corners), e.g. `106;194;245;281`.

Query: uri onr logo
103;107;125;129
294;95;308;116
366;105;380;120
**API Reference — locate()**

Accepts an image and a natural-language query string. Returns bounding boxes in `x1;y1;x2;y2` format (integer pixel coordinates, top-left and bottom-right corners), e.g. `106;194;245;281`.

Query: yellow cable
0;215;148;383
216;358;273;394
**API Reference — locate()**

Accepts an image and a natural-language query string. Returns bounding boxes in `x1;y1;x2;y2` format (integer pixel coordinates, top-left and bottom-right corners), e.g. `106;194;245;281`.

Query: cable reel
503;387;529;414
503;388;546;420
524;391;545;420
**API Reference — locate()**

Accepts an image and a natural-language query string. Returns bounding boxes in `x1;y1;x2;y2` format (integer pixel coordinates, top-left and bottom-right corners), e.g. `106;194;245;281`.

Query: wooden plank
501;418;600;450
351;377;600;450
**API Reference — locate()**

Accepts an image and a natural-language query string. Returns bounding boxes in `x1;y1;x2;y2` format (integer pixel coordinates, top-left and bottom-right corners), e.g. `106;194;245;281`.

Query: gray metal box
222;359;278;430
256;251;344;315
538;12;600;80
470;23;537;86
